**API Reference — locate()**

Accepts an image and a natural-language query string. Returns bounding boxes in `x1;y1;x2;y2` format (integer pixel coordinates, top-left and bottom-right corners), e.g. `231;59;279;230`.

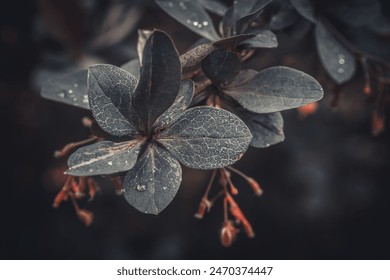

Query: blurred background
1;0;390;259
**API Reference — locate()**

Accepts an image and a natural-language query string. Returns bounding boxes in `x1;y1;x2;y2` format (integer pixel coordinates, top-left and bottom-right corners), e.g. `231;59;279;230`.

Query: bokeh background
1;0;390;259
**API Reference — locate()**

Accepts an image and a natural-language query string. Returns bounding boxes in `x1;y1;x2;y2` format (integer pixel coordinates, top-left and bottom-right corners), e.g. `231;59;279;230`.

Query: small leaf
226;69;257;87
314;22;356;84
239;30;278;48
120;58;140;80
88;64;140;136
123;144;182;215
158;107;252;169
201;49;241;84
198;0;227;16
267;1;299;31
153;79;194;130
66;140;143;176
133;30;181;134
137;29;153;66
235;109;284;148
180;43;217;69
213;34;255;48
235;0;273;34
290;0;316;23
156;0;220;41
41;69;89;109
223;66;323;113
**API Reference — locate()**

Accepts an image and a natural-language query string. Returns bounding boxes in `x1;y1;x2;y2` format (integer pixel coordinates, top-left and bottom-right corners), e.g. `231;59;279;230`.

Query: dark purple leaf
66;140;143;176
153;80;194;130
314;22;356;84
223;66;323;113
123;144;182;215
235;109;284;148
156;0;220;41
198;0;227;16
41;69;89;109
121;58;140;80
88;64;139;136
180;43;217;69
201;49;241;84
133;30;181;134
213;34;255;48
158;107;252;169
290;0;316;23
239;30;278;48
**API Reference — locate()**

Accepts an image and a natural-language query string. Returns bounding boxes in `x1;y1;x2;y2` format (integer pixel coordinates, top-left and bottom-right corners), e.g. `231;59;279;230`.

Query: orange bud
77;209;94;226
372;111;385;136
298;102;318;119
220;220;239;247
53;190;67;208
247;178;263;196
363;85;372;95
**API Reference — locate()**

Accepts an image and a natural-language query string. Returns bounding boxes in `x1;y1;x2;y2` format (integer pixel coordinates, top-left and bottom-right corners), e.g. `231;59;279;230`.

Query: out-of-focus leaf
41;69;89;109
201;49;241;84
66;140;143;176
327;0;380;28
153;80;194;130
226;69;258;87
156;0;220;41
234;109;284;148
368;14;390;35
314;22;356;84
133;30;181;133
198;0;227;16
290;0;316;23
180;43;217;69
121;58;140;80
235;0;273;34
158;107;252;169
267;1;299;31
88;64;139;136
137;29;153;66
220;7;235;37
240;30;278;48
223;66;323;113
213;34;255;48
123;144;182;215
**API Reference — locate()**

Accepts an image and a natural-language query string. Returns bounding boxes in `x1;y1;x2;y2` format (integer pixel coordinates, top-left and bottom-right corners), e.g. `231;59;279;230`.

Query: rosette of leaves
200;47;323;147
156;0;278;69
51;30;252;215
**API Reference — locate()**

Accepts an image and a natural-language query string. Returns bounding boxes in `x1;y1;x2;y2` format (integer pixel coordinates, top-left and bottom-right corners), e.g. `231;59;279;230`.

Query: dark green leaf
41;69;89;109
158;107;252;169
223;66;323;113
133;30;181;134
198;0;227;16
66;140;143;176
88;64;140;136
290;0;316;23
123;144;182;215
153;79;194;130
239;30;278;48
315;22;356;84
201;49;241;84
235;109;284;148
156;0;220;41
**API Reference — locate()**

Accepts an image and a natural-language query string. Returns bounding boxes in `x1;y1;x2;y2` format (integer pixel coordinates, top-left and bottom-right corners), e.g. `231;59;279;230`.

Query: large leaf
40;69;89;109
198;0;227;16
66;140;143;176
290;0;316;23
121;58;140;80
133;30;181;134
239;30;278;48
223;66;323;113
123;144;182;215
235;109;284;148
156;0;220;41
201;49;241;84
315;22;356;84
158;107;252;169
152;79;194;130
88;64;139;137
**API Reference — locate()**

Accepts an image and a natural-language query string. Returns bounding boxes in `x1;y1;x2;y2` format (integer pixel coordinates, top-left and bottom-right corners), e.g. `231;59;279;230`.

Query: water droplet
179;2;186;10
108;161;113;165
186;19;191;24
338;58;345;64
68;89;73;94
58;92;65;98
193;21;199;26
197;24;203;28
72;97;78;102
168;1;173;7
89;169;93;172
74;83;78;88
202;21;208;26
136;185;146;192
338;68;345;74
163;186;167;190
